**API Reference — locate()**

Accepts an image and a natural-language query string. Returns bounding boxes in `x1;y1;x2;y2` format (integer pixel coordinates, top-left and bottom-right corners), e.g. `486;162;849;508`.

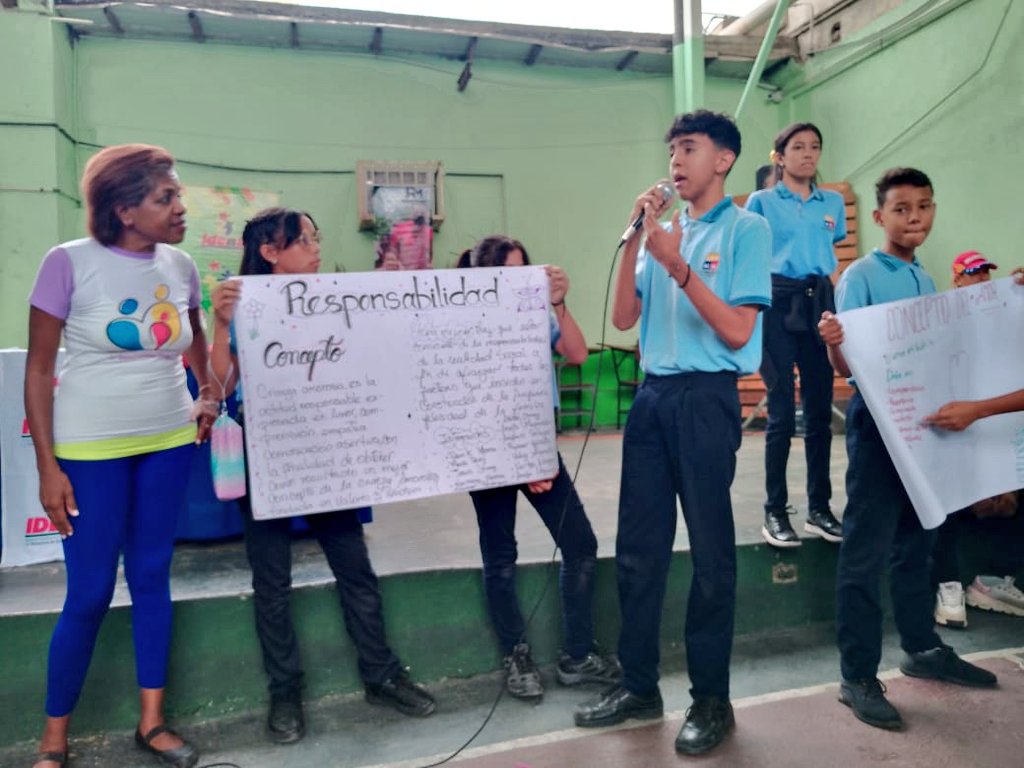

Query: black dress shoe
365;670;437;717
805;508;843;542
573;685;663;728
762;508;801;548
838;678;902;731
134;724;199;768
675;697;734;755
900;644;998;688
268;690;305;744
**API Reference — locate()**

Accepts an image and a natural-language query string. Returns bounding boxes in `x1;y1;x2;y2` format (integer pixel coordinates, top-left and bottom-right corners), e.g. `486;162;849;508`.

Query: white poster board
234;267;559;520
1;349;66;567
839;277;1024;528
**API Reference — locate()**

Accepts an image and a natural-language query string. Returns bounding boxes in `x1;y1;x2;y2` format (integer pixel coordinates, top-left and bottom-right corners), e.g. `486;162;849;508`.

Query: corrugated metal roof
53;0;798;77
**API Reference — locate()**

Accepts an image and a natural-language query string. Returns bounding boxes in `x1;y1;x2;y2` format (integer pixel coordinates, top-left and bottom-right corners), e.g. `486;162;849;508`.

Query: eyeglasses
293;232;322;247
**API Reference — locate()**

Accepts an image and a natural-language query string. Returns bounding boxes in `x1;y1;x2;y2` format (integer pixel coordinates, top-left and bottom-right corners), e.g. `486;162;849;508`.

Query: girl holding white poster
455;236;619;701
209;208;436;745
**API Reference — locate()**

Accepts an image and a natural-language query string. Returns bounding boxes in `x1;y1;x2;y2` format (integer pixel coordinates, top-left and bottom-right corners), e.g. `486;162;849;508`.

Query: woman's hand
38;465;78;538
191;396;219;443
1012;266;1024;285
211;279;242;328
545;265;569;306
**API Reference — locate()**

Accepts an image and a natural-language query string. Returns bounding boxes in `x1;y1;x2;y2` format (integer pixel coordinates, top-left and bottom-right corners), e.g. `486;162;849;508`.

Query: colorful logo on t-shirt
106;284;182;351
701;252;721;274
823;214;836;232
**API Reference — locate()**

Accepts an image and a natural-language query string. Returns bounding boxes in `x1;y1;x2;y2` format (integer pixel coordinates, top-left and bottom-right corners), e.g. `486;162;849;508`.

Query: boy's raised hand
923;400;983;432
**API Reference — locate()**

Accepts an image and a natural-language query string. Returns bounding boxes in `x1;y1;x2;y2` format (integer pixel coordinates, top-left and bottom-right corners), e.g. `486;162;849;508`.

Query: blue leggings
46;444;194;717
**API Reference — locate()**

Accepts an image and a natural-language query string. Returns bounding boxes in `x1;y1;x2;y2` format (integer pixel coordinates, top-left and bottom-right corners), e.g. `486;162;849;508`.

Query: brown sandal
31;751;68;768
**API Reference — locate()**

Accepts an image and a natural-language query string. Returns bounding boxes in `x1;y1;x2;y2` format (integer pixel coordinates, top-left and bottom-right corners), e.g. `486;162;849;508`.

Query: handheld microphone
619;181;675;243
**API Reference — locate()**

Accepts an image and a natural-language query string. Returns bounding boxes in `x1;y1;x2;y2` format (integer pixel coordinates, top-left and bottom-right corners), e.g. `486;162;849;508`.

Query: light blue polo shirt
746;183;847;278
635;196;772;376
835;248;936;313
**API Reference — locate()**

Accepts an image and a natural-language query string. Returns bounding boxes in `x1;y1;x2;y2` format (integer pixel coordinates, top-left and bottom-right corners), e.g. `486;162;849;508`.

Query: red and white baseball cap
952;250;998;276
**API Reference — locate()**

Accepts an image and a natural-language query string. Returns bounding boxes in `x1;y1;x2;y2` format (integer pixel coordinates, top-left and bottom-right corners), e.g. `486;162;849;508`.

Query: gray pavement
0;430;849;616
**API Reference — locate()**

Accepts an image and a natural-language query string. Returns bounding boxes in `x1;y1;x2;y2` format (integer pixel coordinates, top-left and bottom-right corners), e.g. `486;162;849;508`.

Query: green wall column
672;0;704;112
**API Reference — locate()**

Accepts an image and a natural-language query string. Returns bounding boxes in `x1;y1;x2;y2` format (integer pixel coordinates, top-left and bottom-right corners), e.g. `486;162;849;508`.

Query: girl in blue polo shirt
746;122;846;549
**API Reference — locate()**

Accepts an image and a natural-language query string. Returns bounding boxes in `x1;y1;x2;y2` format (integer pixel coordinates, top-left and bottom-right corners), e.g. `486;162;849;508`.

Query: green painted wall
0;9;779;354
775;0;1021;280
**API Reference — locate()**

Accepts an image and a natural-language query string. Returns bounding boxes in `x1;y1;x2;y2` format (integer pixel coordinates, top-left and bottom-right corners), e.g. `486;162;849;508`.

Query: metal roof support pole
735;0;790;121
672;0;703;113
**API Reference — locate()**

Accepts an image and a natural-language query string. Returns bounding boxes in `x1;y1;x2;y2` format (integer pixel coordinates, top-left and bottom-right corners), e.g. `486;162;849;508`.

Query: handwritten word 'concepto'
281;275;502;329
885;282;998;342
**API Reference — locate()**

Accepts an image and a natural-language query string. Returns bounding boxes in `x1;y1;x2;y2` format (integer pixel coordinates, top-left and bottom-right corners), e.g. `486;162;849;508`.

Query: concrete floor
0;430;849;616
5;430;1024;767
7;617;1021;767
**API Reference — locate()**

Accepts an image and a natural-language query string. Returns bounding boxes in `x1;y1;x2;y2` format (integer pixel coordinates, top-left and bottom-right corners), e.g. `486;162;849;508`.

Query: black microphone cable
414;225;644;768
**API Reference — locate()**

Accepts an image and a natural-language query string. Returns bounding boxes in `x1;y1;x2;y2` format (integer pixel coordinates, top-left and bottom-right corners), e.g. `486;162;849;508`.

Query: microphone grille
656;181;675;203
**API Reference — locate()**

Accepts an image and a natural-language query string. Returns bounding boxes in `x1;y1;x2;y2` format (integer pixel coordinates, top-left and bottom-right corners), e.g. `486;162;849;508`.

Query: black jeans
238;496;401;696
469;453;598;659
836;392;941;681
616;372;741;699
761;301;835;515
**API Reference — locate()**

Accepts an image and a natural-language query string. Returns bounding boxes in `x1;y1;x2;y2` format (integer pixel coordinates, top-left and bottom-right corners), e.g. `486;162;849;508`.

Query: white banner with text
839;277;1024;528
234;267;559;520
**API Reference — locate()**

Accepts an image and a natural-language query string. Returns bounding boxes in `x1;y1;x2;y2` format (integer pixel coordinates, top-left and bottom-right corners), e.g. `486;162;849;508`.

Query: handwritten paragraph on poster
233;267;559;520
839;277;1024;528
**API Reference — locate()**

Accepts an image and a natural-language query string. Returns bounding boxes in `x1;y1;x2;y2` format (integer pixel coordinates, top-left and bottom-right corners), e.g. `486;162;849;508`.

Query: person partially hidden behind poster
210;207;436;745
818;169;997;733
25;144;218;768
574;110;772;756
921;253;1024;628
454;236;620;701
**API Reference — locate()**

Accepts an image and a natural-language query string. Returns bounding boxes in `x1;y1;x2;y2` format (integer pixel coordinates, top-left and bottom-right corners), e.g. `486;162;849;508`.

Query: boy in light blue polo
819;168;997;733
574;110;771;757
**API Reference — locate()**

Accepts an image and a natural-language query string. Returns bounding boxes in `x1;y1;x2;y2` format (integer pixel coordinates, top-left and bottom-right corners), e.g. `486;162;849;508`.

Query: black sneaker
675;697;734;755
267;690;305;744
556;650;621;686
805;508;843;542
900;645;998;688
838;678;902;730
762;507;801;548
573;685;664;728
365;670;437;717
504;642;544;701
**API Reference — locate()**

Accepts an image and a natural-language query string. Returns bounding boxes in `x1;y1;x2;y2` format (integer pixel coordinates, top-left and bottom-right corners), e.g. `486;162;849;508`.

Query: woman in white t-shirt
25;144;215;768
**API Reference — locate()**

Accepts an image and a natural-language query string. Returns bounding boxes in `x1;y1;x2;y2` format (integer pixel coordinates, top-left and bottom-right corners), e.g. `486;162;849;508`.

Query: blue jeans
469;453;598;659
616;372;741;699
761;302;834;515
836;392;941;680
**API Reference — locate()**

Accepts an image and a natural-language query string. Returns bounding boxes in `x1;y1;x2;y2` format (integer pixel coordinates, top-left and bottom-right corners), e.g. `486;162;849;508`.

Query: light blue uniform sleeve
831;191;848;244
835;264;869;312
744;190;765;216
728;216;773;308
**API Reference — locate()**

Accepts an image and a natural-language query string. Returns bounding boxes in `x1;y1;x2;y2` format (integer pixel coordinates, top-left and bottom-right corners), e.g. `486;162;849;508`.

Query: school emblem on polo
701;252;721;273
823;214;836;231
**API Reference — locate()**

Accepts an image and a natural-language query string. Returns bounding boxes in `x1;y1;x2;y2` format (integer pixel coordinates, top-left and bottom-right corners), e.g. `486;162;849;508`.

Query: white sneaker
965;575;1024;617
934;581;967;628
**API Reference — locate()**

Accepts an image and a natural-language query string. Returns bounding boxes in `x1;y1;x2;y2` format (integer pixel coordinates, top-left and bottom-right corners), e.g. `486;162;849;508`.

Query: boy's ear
716;149;737;176
872;209;884;227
